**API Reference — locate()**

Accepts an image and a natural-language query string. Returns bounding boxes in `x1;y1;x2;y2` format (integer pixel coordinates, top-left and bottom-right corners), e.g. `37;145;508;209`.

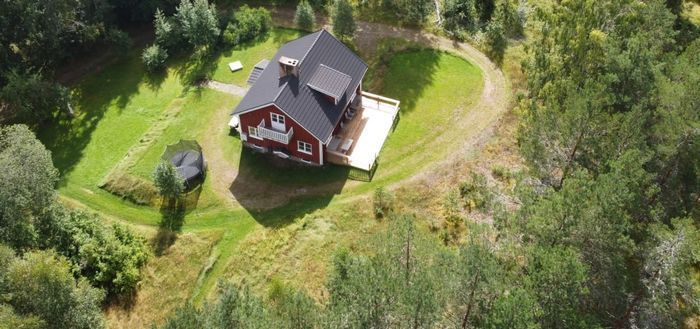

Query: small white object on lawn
228;61;243;72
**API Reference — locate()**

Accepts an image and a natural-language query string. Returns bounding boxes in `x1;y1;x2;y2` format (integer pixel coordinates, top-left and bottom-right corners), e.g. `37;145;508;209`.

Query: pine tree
332;0;356;39
294;0;316;31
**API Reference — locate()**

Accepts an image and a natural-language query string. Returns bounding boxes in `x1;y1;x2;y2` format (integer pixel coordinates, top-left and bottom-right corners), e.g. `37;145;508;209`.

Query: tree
175;0;220;49
332;0;356;40
0;125;59;249
484;20;507;65
41;207;149;297
625;218;700;328
153;161;185;200
493;0;522;37
3;249;105;329
384;0;434;24
474;0;496;25
1;71;70;124
443;0;477;39
518;0;676;187
528;247;597;329
154;8;184;50
295;0;316;31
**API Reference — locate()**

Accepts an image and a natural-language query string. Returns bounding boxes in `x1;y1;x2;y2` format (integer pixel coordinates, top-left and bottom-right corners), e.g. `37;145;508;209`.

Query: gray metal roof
247;59;269;85
307;64;352;102
233;29;368;142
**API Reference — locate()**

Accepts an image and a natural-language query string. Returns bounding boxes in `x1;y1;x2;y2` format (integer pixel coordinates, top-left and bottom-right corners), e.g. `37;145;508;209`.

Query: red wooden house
230;29;399;170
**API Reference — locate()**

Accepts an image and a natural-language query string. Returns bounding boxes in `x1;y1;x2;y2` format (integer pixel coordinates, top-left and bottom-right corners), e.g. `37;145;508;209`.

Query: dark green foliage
223;6;272;46
443;0;477;39
474;0;496;25
153;161;185;199
484;20;507;65
107;28;133;58
41;207;149;297
332;0;356;39
1;248;105;329
0;125;58;249
518;0;676;187
295;0;317;31
174;0;220;48
1;71;69;124
142;44;169;72
383;0;434;24
155;9;185;51
494;0;522;37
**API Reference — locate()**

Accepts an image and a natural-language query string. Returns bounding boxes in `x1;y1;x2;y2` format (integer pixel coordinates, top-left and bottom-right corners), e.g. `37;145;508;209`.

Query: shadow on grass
229;149;349;227
39;51;150;180
151;186;202;256
375;48;442;114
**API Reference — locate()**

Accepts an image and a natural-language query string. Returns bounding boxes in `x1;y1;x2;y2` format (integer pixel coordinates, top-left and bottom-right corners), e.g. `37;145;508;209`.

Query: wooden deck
326;92;400;171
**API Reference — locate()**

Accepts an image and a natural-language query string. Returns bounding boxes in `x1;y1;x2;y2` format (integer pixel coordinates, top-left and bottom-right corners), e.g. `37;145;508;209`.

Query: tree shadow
374;48;442;114
229;149;349;227
38;50;149;181
151;198;187;256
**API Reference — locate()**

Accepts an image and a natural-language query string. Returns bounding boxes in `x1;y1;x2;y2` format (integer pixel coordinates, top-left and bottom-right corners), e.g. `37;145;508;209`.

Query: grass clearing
210;29;303;85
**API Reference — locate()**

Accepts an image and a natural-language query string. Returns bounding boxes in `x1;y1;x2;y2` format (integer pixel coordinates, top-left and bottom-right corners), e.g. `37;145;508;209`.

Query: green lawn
210;29;303;85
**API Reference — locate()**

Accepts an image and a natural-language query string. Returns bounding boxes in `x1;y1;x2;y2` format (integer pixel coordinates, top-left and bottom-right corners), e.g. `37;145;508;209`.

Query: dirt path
202;80;249;97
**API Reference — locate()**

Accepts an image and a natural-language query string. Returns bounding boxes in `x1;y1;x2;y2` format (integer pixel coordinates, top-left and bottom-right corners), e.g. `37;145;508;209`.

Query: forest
0;0;699;328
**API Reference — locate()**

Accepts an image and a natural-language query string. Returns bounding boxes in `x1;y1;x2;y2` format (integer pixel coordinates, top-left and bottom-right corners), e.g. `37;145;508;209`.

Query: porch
326;92;400;171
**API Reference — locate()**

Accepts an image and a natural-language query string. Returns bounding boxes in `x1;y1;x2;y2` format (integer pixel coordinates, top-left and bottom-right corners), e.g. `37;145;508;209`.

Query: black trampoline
161;140;205;189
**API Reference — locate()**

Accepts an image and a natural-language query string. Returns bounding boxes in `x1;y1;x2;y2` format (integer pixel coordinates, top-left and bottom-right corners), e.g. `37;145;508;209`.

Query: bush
223;6;272;46
295;0;316;31
373;187;395;219
459;172;494;212
1;71;69;124
42;207;150;297
142;44;169;72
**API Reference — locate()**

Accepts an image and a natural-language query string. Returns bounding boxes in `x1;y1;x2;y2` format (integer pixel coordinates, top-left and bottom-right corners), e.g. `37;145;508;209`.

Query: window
297;141;312;154
248;126;261;139
271;113;285;131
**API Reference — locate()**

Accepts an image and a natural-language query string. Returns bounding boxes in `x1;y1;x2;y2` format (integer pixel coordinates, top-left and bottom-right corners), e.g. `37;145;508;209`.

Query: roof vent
279;56;299;78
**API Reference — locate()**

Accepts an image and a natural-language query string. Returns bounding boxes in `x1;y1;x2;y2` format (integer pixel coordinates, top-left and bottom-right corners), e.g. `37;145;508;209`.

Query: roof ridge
323;29;369;68
298;29;325;67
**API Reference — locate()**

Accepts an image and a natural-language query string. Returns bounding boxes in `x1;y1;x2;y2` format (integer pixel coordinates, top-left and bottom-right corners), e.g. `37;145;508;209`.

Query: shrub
223;6;272;46
459;172;494;212
443;0;477;39
142;44;169;72
295;0;316;31
373;187;395;219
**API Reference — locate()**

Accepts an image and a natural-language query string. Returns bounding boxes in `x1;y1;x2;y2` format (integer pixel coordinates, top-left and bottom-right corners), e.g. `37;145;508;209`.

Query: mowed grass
210;29;303;85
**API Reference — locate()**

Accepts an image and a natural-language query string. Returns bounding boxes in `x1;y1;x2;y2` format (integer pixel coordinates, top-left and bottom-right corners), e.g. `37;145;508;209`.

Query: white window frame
248;126;262;140
271;113;285;131
297;141;313;155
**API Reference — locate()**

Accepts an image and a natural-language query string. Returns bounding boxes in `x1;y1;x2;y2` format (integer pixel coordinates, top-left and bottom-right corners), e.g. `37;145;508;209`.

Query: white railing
257;120;294;144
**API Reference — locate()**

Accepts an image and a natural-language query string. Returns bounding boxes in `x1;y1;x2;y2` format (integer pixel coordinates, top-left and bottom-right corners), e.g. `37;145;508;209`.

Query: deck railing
257;120;294;144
